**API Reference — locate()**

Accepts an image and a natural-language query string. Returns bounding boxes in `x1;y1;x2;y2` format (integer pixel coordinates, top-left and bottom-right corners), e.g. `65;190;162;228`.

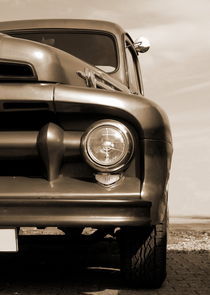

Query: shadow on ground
0;235;209;295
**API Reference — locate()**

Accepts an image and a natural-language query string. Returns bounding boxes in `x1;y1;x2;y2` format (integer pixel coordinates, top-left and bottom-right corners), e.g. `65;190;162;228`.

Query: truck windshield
9;30;118;73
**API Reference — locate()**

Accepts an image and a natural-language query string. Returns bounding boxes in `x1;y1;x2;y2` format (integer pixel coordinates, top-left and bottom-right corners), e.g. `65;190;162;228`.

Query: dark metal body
0;19;172;228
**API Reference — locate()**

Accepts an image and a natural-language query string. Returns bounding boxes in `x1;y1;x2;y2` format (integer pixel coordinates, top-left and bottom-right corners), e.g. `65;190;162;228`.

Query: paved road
0;230;209;295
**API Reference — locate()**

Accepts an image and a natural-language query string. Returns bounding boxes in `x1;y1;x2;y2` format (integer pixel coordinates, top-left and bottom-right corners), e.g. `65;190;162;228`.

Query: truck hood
0;33;128;92
0;34;171;143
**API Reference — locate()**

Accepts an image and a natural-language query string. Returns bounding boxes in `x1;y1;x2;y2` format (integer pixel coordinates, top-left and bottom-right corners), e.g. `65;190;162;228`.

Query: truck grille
0;122;84;181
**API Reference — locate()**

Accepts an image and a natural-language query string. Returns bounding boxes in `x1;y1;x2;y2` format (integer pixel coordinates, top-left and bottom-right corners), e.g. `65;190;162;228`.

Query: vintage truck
0;19;172;288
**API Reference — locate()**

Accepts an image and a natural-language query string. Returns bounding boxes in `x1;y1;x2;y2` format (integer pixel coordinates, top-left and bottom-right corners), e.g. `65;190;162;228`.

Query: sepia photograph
0;0;209;294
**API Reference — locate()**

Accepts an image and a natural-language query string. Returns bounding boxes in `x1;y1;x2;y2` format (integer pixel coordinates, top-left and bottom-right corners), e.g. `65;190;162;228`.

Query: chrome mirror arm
134;37;150;53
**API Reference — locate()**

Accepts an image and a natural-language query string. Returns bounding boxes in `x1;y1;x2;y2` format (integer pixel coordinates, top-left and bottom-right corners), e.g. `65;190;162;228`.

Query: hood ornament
77;68;97;88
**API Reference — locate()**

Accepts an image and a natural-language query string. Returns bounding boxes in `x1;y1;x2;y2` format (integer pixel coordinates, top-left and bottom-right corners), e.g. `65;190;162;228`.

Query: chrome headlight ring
81;120;134;172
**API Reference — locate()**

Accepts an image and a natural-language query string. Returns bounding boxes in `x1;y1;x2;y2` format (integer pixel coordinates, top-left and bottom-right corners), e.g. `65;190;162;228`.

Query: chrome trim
134;37;150;54
77;68;129;93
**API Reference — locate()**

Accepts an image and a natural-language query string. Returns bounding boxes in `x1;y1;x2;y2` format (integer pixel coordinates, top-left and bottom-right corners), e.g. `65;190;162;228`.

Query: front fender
54;85;173;225
141;139;172;224
54;84;172;143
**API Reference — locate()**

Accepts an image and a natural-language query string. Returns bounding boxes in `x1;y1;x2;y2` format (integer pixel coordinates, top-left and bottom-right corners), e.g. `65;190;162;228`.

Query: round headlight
81;120;134;172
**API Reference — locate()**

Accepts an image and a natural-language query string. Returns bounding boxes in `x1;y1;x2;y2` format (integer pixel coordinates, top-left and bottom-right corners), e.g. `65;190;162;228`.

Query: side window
125;42;140;94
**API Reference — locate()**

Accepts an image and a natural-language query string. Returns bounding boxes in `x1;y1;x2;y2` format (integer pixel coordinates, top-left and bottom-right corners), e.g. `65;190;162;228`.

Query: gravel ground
168;223;210;251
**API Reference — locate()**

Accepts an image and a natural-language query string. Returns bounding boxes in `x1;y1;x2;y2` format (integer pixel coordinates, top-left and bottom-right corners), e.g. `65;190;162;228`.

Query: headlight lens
81;120;134;172
87;126;126;165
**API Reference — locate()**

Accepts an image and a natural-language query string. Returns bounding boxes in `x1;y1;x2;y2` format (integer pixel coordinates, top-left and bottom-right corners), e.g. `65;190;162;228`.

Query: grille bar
0;123;82;180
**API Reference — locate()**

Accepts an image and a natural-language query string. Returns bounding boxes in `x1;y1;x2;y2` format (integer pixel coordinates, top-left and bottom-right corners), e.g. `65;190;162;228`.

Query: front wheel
118;213;167;288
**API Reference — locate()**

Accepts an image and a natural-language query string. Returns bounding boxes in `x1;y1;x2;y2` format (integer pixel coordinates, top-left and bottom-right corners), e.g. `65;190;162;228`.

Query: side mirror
134;37;150;53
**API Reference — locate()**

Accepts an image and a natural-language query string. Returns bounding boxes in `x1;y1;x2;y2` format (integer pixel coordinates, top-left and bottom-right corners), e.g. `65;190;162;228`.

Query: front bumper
0;176;151;227
0;198;151;227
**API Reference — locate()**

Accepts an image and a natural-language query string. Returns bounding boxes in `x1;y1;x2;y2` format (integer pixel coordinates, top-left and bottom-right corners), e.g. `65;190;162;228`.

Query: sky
0;0;210;217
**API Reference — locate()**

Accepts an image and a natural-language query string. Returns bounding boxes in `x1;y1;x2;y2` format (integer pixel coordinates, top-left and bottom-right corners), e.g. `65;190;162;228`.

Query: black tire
118;211;168;288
